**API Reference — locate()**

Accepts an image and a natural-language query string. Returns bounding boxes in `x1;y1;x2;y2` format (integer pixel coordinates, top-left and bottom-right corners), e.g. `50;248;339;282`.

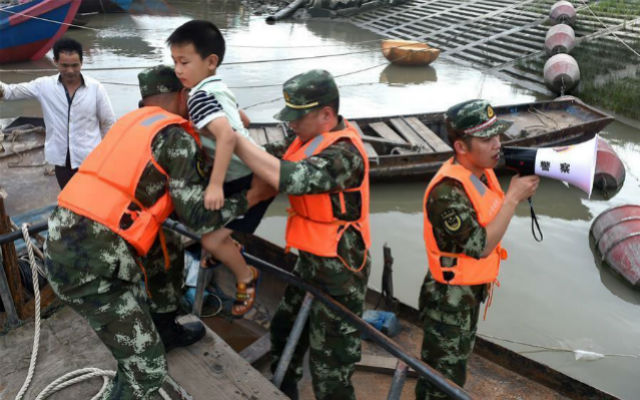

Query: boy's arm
205;117;237;209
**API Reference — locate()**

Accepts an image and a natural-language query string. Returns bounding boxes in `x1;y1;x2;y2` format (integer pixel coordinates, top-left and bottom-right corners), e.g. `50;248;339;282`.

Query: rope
14;224;42;400
15;223;172;400
0;7;100;31
0;40;424;73
478;333;640;359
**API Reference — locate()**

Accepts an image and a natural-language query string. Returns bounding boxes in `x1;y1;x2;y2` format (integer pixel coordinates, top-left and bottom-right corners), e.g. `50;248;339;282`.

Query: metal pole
162;219;471;400
387;360;408;400
0;221;47;246
272;292;314;388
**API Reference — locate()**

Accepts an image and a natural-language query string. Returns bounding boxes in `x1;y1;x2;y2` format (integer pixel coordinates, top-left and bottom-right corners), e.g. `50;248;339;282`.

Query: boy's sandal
232;265;259;317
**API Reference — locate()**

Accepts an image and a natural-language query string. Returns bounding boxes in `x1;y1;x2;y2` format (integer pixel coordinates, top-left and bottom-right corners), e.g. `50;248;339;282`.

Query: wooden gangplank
1;307;286;400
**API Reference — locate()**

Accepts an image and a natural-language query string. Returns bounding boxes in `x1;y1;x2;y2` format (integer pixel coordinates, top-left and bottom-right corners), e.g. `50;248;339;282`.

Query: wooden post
0;189;24;320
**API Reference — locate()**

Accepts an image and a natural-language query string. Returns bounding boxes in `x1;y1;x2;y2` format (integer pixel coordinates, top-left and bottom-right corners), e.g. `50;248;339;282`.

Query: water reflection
379;64;437;85
130;0;177;16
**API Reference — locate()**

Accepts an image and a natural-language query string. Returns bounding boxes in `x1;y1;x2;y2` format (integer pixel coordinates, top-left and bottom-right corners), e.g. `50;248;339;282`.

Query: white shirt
0;74;115;168
187;76;255;182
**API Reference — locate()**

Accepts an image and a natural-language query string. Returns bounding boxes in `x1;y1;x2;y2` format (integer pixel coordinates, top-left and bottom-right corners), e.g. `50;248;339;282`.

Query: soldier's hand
247;176;277;207
505;174;540;204
204;183;225;210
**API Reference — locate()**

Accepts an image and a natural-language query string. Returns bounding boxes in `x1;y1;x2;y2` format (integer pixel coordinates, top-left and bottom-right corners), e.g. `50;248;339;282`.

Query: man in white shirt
0;37;116;188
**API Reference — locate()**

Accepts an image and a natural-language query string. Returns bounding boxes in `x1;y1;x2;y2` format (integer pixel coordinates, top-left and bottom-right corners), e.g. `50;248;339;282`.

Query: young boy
167;20;269;317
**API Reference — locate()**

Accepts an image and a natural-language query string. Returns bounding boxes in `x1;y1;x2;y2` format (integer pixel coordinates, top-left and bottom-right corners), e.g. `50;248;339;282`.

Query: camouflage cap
137;65;183;99
273;69;339;121
445;99;512;138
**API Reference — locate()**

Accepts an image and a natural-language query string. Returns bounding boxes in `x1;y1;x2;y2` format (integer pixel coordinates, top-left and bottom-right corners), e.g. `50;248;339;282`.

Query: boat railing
0;219;472;400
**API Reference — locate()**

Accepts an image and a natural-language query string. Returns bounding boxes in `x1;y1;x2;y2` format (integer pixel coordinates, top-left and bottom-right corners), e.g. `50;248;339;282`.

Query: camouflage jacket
268;117;370;294
46;125;248;283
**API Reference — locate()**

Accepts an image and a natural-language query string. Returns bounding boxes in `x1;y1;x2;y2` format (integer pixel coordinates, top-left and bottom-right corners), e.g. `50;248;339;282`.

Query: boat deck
0;307;287;400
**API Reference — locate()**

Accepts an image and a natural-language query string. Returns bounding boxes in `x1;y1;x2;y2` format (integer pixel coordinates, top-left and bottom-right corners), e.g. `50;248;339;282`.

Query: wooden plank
369;121;408;145
355;354;418;378
350;121;379;160
403;117;452;152
263;125;286;143
0;195;23;320
168;315;288;400
239;332;271;365
389;118;430;149
248;128;268;147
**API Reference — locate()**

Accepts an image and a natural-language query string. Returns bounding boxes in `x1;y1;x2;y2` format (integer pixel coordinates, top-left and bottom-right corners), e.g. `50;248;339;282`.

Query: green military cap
445;99;512;138
137;65;183;99
273;69;339;121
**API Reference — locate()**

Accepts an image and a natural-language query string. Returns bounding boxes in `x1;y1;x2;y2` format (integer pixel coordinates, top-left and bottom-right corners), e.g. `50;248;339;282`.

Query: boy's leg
201;228;253;282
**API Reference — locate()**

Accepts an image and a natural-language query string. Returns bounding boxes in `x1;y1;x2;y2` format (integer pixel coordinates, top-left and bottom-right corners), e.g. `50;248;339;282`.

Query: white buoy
543;53;580;94
550;1;576;25
545;24;576;54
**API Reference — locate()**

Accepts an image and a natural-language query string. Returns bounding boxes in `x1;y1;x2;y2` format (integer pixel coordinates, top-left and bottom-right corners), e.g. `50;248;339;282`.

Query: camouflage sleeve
153;126;249;235
426;178;486;259
279;140;364;195
263;134;295;158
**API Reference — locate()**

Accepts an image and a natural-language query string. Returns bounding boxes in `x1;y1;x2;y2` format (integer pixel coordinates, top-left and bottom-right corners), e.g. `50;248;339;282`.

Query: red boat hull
590;205;640;287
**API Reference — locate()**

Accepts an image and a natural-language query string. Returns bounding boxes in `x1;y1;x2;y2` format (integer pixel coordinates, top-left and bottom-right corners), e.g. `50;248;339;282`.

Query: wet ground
1;1;639;398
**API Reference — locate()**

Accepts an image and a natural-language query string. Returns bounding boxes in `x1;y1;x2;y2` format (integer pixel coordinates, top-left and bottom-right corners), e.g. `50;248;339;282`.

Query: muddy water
1;1;639;398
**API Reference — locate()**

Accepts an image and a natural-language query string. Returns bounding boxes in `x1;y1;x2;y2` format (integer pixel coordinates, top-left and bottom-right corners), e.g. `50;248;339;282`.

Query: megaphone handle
528;197;543;242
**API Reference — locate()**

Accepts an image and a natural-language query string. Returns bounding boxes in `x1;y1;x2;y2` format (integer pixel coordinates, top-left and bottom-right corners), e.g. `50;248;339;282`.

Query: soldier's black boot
279;380;299;400
151;311;206;352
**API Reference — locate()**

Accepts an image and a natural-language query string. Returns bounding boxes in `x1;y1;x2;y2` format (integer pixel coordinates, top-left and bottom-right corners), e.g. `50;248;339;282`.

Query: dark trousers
54;152;77;189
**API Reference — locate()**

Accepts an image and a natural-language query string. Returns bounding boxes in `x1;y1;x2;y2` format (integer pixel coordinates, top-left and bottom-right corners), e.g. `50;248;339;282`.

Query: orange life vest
58;106;200;258
423;157;508;285
282;120;371;271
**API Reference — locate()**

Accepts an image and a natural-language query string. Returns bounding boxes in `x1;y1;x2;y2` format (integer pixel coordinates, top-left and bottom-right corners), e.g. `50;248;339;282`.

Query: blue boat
78;0;133;13
0;0;81;64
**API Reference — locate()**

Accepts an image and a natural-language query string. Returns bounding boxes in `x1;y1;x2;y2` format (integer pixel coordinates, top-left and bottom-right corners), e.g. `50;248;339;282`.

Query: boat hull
590;205;640;287
78;0;133;14
381;39;440;66
0;0;81;64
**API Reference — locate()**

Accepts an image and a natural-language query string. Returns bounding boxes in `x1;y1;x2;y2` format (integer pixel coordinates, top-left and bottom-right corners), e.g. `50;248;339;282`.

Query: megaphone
502;135;598;198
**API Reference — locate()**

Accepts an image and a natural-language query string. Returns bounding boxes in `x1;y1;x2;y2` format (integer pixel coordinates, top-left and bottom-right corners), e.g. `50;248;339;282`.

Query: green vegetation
587;0;640;18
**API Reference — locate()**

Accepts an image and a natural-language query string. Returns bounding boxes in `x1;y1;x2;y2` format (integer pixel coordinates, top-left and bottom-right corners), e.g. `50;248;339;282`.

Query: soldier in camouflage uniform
233;69;371;400
44;65;270;400
417;100;539;399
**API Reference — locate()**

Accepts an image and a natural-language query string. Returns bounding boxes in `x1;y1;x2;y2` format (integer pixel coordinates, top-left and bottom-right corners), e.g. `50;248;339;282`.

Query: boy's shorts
223;174;274;233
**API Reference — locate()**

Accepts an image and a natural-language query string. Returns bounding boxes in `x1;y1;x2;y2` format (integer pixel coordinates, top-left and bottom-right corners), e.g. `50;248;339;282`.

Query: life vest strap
483;279;500;320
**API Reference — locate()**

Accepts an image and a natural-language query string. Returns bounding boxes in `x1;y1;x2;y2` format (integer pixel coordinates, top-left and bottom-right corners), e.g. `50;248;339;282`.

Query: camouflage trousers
415;273;486;400
44;226;184;400
270;251;370;400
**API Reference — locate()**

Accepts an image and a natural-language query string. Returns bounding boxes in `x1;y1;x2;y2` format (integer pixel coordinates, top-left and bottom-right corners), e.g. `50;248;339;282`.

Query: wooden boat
0;0;82;64
590;205;640;287
381;39;440;66
3;97;614;189
594;136;625;198
249;97;614;182
78;0;133;14
0;204;617;399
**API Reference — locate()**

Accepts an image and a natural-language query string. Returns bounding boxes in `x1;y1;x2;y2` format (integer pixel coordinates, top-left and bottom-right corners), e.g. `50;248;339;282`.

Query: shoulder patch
442;209;462;232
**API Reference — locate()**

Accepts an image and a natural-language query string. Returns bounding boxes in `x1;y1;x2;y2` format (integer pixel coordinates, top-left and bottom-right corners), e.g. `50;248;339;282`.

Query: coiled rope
15;223;172;400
